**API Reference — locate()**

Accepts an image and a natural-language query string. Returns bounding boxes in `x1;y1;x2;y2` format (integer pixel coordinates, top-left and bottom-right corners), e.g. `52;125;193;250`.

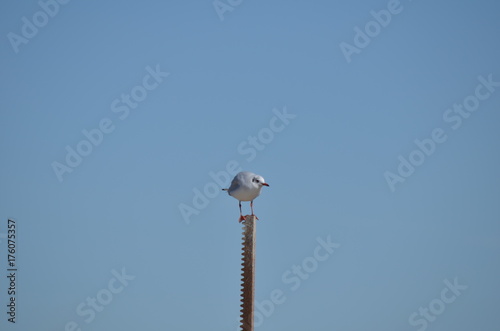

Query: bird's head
252;175;269;188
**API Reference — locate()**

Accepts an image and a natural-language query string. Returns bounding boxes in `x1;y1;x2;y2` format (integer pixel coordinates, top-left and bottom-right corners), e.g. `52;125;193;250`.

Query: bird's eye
253;178;259;183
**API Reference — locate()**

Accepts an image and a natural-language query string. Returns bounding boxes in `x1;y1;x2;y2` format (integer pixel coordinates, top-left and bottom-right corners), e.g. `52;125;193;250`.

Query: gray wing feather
227;176;240;195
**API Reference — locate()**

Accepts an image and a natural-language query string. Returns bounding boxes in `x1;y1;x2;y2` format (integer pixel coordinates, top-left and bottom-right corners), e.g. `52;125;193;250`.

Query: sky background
1;0;499;330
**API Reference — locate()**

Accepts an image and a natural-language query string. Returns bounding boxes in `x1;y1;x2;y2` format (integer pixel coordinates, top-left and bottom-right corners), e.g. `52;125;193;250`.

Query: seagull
223;171;269;223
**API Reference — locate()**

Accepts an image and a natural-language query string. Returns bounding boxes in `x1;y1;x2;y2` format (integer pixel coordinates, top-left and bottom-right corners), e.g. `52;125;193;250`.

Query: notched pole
239;215;256;331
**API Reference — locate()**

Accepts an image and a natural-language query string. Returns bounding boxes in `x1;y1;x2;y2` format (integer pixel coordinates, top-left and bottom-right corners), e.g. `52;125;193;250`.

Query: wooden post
239;215;256;331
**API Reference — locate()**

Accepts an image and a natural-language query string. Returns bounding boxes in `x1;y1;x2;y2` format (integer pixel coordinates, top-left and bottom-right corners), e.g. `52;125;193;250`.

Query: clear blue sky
1;0;499;330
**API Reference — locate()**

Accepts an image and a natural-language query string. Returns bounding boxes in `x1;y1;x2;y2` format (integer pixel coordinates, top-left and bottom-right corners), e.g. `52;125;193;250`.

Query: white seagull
223;171;269;222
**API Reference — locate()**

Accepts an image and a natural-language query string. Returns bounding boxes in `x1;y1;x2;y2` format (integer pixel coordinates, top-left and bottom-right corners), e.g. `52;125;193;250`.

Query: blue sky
1;0;499;330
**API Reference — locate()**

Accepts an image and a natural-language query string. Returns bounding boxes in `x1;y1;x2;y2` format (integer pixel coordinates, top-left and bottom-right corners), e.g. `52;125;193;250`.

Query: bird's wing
227;176;241;194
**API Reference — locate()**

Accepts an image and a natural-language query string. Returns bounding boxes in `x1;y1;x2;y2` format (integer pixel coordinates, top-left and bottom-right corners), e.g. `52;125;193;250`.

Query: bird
223;171;269;223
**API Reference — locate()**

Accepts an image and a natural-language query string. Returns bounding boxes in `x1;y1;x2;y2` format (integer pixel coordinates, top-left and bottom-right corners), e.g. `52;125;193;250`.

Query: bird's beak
262;183;269;187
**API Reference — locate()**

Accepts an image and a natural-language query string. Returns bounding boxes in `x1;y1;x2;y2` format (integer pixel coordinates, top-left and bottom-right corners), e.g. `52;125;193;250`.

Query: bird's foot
239;215;260;222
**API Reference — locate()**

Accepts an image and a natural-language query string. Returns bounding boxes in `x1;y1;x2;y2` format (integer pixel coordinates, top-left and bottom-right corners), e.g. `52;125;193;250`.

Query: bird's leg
238;201;245;223
250;200;259;220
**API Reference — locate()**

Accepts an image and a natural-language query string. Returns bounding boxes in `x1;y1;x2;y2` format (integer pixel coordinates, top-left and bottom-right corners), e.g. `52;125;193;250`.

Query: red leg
250;201;259;220
238;201;245;223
